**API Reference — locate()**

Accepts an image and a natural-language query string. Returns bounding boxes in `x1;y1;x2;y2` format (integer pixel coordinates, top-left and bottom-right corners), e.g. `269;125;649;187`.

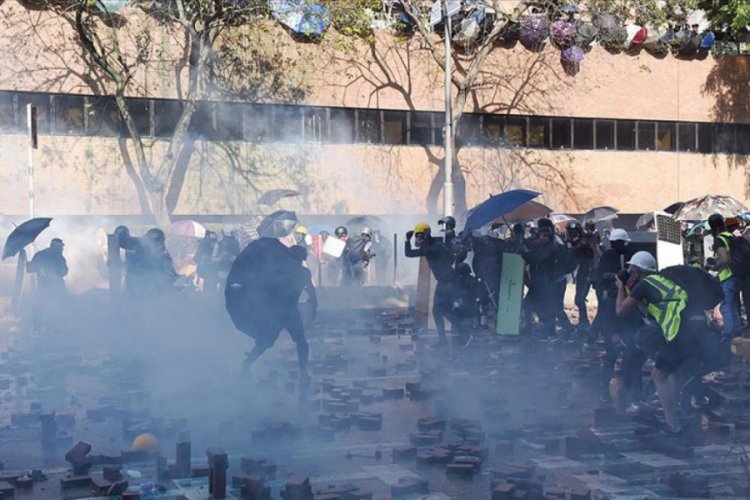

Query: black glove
406;231;414;240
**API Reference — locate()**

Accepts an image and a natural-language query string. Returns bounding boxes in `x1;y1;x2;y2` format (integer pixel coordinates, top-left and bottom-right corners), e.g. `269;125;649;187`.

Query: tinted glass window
505;116;526;146
714;124;736;154
302;107;326;142
528;117;548;148
617;120;636;150
637;121;656;151
457;114;482;147
737;124;750;155
678;123;696;152
595;120;615;150
484;115;504;145
52;95;84;135
273;105;302;142
127;98;151;136
656;122;676;151
573;119;593;149
153;99;183;138
357;109;380;144
330;108;355;143
244;104;272;142
0;91;15;132
409;112;434;145
551;118;571;149
697;123;713;153
383;110;406;145
214;102;243;141
17;93;50;136
86;96;121;137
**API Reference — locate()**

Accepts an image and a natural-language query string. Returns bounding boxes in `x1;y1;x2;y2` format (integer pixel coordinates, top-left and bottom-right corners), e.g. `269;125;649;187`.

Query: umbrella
635;213;655;230
2;217;52;260
583;206;619;223
550;213;579;231
167;220;206;239
308;224;334;236
257;210;299;238
663;202;684;215
269;0;330;37
685;220;709;240
492;200;552;225
347;215;382;227
258;188;301;206
673;195;750;221
464;189;540;234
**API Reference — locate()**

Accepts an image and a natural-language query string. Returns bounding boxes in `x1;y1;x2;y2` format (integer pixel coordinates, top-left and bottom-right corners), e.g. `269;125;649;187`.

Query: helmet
414;223;431;235
537;218;554;230
51;238;64;247
566;221;582;231
335;226;348;238
146;228;165;241
438;216;456;230
206;230;217;240
361;227;372;237
609;228;630;242
114;225;130;239
295;225;308;235
627;251;657;272
708;213;725;232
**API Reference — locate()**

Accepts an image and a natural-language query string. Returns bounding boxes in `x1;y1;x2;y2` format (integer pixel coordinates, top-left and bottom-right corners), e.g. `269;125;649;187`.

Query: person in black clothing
342;227;374;286
195;230;219;292
470;232;505;312
27;238;68;331
216;228;241;282
405;222;455;346
143;228;179;294
567;221;595;330
438;216;457;245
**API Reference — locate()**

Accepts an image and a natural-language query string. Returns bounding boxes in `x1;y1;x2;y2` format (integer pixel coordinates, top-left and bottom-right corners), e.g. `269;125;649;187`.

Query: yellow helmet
414;223;431;234
295;225;308;235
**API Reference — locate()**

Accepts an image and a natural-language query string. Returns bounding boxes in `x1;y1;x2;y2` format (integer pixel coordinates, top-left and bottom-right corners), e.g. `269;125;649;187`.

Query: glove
406;231;414;240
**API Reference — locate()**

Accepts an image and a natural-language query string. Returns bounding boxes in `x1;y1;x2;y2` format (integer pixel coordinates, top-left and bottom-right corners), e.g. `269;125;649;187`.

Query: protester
194;230;219;292
708;214;742;337
27;238;68;331
342;227;374;286
566;221;595;331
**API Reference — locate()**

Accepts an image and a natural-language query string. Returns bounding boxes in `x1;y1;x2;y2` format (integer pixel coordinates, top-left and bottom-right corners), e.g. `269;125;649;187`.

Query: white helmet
627;251;657;272
609;228;630;242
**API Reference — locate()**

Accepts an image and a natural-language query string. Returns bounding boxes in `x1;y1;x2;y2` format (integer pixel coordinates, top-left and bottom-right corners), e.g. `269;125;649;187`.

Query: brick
60;475;91;490
103;466;121;482
564;436;607;458
417;418;446;432
446;463;476;477
15;476;32;490
390;477;428;497
107;480;129;495
570;487;591;500
90;477;112;495
492;482;515;500
175;441;191;478
281;474;313;500
392;446;417;461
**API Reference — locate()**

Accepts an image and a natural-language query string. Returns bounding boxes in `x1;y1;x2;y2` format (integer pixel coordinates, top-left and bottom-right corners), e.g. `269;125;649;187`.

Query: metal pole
27;104;37;219
442;1;454;218
392;232;398;286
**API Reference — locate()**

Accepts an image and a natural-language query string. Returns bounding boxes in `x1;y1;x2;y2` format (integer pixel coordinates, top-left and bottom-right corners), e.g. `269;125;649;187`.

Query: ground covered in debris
1;292;750;499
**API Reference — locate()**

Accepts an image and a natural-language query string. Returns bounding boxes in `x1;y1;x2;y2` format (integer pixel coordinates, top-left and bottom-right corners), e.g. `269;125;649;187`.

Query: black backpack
659;265;723;311
718;233;750;278
345;237;368;263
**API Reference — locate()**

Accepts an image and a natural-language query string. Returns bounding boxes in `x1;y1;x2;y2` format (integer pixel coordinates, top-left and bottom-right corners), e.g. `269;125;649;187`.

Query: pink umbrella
167;220;207;239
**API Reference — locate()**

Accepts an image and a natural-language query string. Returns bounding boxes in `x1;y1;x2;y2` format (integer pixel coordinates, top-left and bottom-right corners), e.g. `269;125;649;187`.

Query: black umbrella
347;215;382;227
257;189;301;206
257;210;299;238
2;217;52;260
663;202;684;215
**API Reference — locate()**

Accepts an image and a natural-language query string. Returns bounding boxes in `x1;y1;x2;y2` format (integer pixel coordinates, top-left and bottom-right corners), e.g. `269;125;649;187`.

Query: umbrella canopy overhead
550;213;579;231
2;217;52;260
257;210;299;238
464;189;540;233
583;206;619;223
258;188;301;206
167;220;206;239
663;202;684;215
269;0;330;37
673;195;749;221
496;200;552;225
635;212;655;230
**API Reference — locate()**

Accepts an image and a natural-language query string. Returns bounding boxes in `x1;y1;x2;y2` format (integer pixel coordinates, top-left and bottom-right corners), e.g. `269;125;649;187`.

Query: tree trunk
426;160;445;216
451;147;467;216
147;189;171;228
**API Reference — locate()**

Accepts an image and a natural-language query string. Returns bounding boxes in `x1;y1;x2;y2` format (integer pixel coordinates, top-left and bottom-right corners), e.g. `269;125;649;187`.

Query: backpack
717;233;750;278
345;237;368;263
659;265;723;311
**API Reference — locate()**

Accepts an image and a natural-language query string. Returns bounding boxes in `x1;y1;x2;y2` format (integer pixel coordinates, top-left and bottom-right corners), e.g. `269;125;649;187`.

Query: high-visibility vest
643;274;688;343
715;231;734;281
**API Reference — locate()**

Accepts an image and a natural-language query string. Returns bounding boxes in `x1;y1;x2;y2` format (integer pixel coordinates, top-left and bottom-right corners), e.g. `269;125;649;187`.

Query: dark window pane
214;102;243;140
191;101;216;139
330;108;355;143
0;91;16;132
595;120;615;150
551;118;571;149
573;119;593;149
656;122;676;151
678;123;696;152
244;104;272;142
272;105;301;142
714;124;736;154
528;117;548;148
737;124;750;155
505;116;526;146
457;114;482;147
86;96;121;137
302;107;325;142
17;93;50;136
383;110;406;145
52;95;84;135
637;121;656;150
357;109;380;143
409;112;434;145
484;115;504;145
126;98;151;136
697;123;713;153
616;120;636;150
153;99;183;138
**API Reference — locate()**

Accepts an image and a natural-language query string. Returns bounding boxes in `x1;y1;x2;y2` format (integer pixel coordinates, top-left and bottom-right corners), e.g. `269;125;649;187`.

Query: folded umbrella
2;217;52;260
464;189;540;234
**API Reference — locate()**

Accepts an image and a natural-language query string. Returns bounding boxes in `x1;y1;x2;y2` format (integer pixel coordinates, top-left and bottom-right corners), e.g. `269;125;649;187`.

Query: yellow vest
643;274;688;343
716;232;734;281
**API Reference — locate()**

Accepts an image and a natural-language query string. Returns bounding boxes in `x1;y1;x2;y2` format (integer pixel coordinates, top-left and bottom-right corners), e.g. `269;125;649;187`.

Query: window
484;115;504;145
714;124;736;154
616;120;636;150
637;121;656;150
0;91;15;132
656;122;676;151
330;108;355;143
272;105;301;142
16;93;50;136
551;118;571;149
383;110;406;145
52;95;84;135
737;124;750;155
244;104;272;142
697;123;713;153
302;107;326;142
505;116;526;147
153;99;183;138
86;96;121;137
528;117;548;148
678;123;696;152
595;120;615;150
214;102;243;141
409;112;434;145
127;98;151;136
356;109;380;144
457;114;482;147
573;119;593;149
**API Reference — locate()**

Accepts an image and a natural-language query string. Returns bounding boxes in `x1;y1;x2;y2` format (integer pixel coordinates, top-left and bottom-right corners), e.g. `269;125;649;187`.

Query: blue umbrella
270;0;331;37
2;217;52;260
464;189;540;233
